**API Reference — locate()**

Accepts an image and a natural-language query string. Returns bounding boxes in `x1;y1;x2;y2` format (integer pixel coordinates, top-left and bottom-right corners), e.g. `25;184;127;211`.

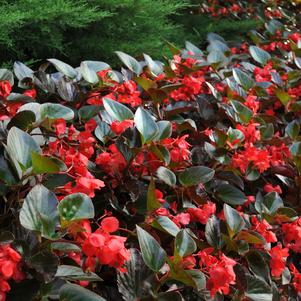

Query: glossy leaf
59;283;106;301
179;166;215;187
156;166;176;187
249;46;271;65
136;225;167;272
103;98;134;121
32;153;66;174
19;184;59;239
175;229;197;257
47;58;77;78
80;61;99;84
55;265;102;281
115;51;142;75
224;204;245;236
40;103;74;120
154;216;180;237
7;126;41;170
215;184;246;205
233;68;254;90
58;193;94;222
134;107;158;143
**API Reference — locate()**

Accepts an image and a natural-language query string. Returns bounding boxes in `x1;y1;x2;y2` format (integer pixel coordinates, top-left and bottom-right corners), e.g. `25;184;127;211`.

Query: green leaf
147;179;161;211
0;155;18;185
43;173;73;190
94;122;113;144
149;145;170;164
19;184;59;239
167;258;196;287
136;225;167;272
117;249;156;301
249;46;271;65
156;166;176;187
260;123;274;140
30;250;59;281
285;120;300;140
7;110;36;130
179;166;215;187
55;265;102;281
230;100;253;123
59;283;106;301
227;128;245;145
155;121;172;140
275;89;290;105
233;68;254;91
134;77;156;91
275;207;298;222
103;98;134;121
175;229;197;257
215;184;246;205
40;103;74;120
207;50;227;65
262;192;283;215
78;105;101;121
223;204;245;237
32;153;66;174
58;193;94;223
51;242;81;253
185;41;203;56
157;292;183;301
80;61;110;73
186;270;206;290
48;58;77;78
245;274;272;301
236;230;266;245
0;69;14;85
134;107;158;143
205;215;222;249
13;61;33;81
115;51;142;75
245;167;260;182
143;53;163;76
290;141;301;156
246;250;271;284
80;61;99;84
7;126;41;170
154;216;180;237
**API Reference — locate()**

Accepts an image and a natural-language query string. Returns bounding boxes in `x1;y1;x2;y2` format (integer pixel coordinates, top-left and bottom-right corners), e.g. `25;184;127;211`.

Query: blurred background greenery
0;0;297;68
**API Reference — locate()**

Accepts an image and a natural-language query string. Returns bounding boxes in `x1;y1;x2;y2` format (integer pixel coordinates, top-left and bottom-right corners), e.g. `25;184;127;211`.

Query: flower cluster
0;2;300;300
0;245;24;301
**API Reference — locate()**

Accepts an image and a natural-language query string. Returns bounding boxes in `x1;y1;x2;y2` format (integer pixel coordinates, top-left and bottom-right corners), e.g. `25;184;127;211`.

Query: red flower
53;118;66;136
0;81;12;98
101;217;119;233
282;218;301;253
0;244;24;300
187;202;216;225
269;245;289;277
199;249;236;297
251;216;277;243
82;227;130;272
290;264;301;293
264;184;282;194
111;119;134;135
23;89;36;99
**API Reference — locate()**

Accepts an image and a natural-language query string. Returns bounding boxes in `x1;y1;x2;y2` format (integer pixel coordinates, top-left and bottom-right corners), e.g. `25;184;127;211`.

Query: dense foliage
0;0;188;67
176;0;301;45
0;2;300;301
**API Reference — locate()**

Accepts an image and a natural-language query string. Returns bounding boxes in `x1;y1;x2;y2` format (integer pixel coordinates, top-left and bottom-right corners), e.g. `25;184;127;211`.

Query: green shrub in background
1;0;298;68
173;13;260;46
0;0;188;67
